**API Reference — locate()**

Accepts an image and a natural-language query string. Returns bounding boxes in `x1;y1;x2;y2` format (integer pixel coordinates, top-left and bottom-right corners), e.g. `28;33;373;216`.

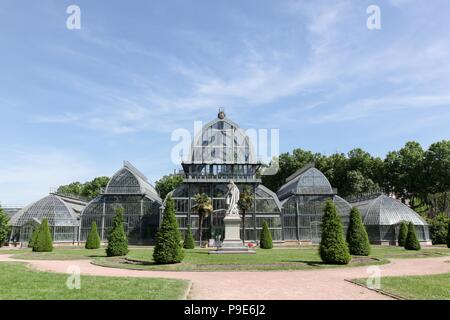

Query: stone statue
225;180;240;216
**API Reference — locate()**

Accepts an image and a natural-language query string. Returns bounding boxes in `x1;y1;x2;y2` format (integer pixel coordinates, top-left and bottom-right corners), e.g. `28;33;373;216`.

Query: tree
153;195;184;264
32;219;53;252
155;174;184;200
57;176;109;200
238;186;253;242
405;222;421;250
428;213;449;245
260;220;273;249
346;208;371;256
191;193;213;246
106;207;128;257
183;224;195;249
319;201;351;264
85;221;101;249
28;227;39;248
0;207;11;247
398;222;408;247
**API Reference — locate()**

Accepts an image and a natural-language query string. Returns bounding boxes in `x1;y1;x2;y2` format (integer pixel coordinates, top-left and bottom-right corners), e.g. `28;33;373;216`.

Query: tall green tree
0;207;11;247
106;207;128;257
28;227;39;248
155;174;184;200
405;222;421;251
428;213;449;245
238;186;254;242
153;195;184;264
447;221;450;249
398;222;408;247
346;208;371;256
319;201;351;264
191;193;213;246
85;221;101;249
57;176;109;200
183;224;195;249
33;219;53;252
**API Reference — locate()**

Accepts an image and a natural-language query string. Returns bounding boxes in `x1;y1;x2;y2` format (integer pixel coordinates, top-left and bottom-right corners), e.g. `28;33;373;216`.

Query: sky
1;0;450;205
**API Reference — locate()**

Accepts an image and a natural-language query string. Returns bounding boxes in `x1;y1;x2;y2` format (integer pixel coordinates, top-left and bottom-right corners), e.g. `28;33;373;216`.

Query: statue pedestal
209;215;255;254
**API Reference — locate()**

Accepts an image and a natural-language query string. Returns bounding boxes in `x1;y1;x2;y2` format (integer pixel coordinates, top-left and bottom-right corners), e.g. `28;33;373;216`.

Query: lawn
0;262;190;300
3;245;449;271
354;273;450;300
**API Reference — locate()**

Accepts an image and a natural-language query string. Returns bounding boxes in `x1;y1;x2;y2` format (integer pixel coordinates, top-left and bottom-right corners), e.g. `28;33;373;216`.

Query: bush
260;220;273;249
319;200;351;264
428;213;449;245
405;222;421;251
32;219;53;252
153;196;184;264
346;208;371;256
85;221;101;249
398;222;408;247
28;227;39;248
106;207;129;257
183;224;195;249
0;207;11;247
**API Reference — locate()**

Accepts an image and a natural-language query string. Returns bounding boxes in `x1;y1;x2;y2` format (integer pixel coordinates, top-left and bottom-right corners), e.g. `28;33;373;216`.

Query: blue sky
1;0;450;204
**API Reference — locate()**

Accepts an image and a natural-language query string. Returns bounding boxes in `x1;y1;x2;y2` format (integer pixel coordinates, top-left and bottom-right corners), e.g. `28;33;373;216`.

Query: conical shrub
153;195;184;264
346;208;371;256
183;224;195;249
28;227;39;248
260;220;273;249
405;222;421;250
32;218;53;252
319;200;351;264
106;207;129;257
398;222;408;247
85;221;101;249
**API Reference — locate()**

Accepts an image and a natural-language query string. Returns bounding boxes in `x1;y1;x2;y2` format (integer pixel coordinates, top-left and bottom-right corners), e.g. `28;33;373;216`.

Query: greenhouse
278;164;352;243
9;194;86;243
168;110;282;242
80;161;162;244
350;194;431;245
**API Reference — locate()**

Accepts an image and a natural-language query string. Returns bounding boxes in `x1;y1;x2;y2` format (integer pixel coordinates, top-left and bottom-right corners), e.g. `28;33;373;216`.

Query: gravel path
1;254;449;300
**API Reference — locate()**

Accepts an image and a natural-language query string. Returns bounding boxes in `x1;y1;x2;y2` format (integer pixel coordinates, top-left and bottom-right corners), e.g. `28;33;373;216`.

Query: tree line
262;140;450;216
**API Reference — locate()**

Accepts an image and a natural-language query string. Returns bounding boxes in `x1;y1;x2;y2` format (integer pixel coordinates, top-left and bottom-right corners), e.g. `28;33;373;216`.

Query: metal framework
79;161;162;244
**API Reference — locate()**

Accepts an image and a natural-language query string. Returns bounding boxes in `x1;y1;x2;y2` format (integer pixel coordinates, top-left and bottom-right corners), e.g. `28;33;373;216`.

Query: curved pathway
1;254;449;300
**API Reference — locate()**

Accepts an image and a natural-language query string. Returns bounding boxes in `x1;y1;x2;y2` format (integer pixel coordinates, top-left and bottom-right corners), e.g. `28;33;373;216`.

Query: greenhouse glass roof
358;195;427;226
9;194;80;227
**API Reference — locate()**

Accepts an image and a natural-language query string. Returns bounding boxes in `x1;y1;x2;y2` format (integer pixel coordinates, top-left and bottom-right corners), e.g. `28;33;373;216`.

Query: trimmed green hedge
183;224;195;249
32;219;53;252
260;220;273;249
405;222;421;251
85;221;101;249
346;207;371;256
106;207;129;257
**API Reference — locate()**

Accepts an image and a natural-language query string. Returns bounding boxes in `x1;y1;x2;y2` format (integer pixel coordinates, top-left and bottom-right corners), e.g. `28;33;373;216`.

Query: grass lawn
354;273;450;300
3;245;449;271
0;262;190;300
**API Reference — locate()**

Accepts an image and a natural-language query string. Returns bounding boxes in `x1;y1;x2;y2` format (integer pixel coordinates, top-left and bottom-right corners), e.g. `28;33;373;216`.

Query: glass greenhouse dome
9;194;86;243
80;161;162;244
278;164;351;243
351;194;430;244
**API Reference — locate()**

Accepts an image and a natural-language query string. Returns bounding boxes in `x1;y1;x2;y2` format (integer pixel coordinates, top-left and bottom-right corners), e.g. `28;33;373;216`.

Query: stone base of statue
209;215;255;254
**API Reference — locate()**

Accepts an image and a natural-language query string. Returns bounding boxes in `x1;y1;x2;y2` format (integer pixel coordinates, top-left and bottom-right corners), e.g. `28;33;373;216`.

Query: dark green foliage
155;174;183;200
183;225;195;249
106;207;128;257
238;186;254;242
428;213;449;245
28;227;39;248
346;208;371;256
259;221;273;249
57;176;109;200
405;222;421;250
85;221;101;249
32;219;53;252
319;201;351;264
153;196;184;264
398;222;408;247
447;221;450;249
0;207;10;247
